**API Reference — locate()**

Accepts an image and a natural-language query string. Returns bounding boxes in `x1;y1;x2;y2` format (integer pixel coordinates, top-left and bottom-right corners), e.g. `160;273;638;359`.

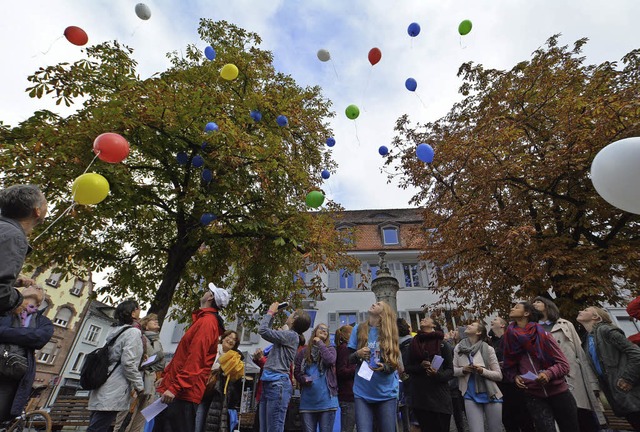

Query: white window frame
381;226;399;245
71;352;86;373
70;279;85;296
85;324;101;344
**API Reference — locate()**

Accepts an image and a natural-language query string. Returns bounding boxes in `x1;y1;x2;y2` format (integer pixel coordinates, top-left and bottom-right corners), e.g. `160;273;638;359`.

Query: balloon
201;142;208;150
321;170;330;180
591;137;640;214
220;64;239;80
205;122;219;132
326;137;336;147
204;46;216;61
277;115;288;127
416;143;434;163
368;48;382;66
378;146;389;156
305;191;325;208
408;22;421;37
192;155;204;168
202;169;213;182
93;133;130;163
134;3;151;20
64;26;88;46
176;152;188;165
459;20;473;36
200;213;217;226
250;110;262;122
317;49;331;62
72;173;109;205
345;105;360;120
405;78;417;92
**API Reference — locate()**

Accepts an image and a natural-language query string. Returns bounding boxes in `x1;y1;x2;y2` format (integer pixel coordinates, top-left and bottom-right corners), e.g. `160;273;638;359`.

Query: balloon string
82;152;101;175
32;203;75;243
415;93;428;109
353;121;361;146
330;60;339;80
36;35;63;57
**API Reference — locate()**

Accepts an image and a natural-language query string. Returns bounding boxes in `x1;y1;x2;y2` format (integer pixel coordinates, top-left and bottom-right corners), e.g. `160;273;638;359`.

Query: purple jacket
294;341;338;397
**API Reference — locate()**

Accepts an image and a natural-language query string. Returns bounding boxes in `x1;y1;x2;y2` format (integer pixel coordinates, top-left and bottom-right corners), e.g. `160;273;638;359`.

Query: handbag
0;344;28;380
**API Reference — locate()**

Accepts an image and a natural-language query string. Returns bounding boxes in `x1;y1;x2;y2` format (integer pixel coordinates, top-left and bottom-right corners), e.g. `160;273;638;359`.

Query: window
236;320;259;345
71;279;85;296
45;272;62;288
53;307;73;328
71;353;86;372
171;323;187;343
616;316;640;337
382;227;399;245
339;269;354;289
408;311;426;332
403;263;420;287
85;325;101;343
37;341;57;364
369;265;379;279
338;312;357;327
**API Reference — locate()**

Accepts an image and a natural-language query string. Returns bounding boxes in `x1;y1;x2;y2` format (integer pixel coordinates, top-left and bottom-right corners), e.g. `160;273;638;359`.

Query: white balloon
317;49;331;62
135;3;152;20
591;136;640;214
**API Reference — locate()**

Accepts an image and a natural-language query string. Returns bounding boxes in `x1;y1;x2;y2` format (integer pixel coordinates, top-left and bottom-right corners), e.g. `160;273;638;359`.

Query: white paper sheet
431;355;444;371
520;371;538;381
140;398;168;421
140;354;157;368
357;362;374;381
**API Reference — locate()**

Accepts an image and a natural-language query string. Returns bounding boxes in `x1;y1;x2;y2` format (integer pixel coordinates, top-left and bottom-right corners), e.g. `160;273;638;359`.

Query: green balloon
458;20;472;36
345;104;360;120
305;191;325;208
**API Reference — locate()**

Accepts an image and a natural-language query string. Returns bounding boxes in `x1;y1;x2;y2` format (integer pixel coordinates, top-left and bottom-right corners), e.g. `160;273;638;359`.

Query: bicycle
1;409;52;432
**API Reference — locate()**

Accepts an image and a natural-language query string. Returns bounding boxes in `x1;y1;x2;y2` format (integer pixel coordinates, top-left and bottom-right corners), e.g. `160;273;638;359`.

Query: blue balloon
200;213;217;226
321;169;330;179
201;142;208;150
192;155;204;168
204;46;216;61
202;169;212;182
416;143;434;163
408;22;421;37
250;110;262;122
326;137;336;147
378;146;389;156
176;152;188;165
277;115;288;127
205;122;219;132
405;78;417;92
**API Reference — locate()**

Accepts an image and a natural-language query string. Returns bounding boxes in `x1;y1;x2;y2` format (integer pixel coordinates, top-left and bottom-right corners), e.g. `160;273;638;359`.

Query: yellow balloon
220;63;239;80
72;173;110;205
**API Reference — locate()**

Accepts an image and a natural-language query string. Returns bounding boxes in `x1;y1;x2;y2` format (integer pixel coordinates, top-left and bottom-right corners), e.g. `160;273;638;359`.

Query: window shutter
327;271;339;291
398;311;410;322
358;312;368;323
328;313;338;332
391;262;406;288
171;322;186;343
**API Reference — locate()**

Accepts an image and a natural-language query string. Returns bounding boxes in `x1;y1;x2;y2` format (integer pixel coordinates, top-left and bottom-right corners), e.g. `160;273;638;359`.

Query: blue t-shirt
348;324;399;402
464;374;502;404
299;362;339;411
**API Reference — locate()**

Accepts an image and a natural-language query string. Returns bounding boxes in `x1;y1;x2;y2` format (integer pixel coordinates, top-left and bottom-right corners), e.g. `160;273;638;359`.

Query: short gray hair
0;185;46;220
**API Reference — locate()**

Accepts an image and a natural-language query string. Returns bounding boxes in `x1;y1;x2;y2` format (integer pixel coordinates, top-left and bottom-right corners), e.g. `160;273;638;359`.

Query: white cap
208;283;230;308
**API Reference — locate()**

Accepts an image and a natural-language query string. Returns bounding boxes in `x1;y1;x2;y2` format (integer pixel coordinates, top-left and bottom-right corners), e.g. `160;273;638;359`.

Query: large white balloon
591;137;640;214
317;49;331;62
135;3;152;20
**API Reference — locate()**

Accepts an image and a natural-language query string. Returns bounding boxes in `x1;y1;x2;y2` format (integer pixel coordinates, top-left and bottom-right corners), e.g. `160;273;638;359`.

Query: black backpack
80;326;132;390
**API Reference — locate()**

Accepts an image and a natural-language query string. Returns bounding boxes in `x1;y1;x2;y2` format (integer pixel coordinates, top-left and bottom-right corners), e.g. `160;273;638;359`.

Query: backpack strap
106;326;133;378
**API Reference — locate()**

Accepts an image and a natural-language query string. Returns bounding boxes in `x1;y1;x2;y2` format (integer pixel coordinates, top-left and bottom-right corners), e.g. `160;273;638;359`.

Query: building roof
88;300;116;322
333;208;424;225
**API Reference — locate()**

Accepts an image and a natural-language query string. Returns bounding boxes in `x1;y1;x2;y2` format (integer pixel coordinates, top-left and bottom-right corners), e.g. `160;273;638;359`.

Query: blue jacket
0;310;54;415
0;217;27;314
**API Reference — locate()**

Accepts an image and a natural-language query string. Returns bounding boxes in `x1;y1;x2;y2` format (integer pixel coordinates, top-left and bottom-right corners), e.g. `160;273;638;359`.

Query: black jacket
0;217;27;314
406;337;454;414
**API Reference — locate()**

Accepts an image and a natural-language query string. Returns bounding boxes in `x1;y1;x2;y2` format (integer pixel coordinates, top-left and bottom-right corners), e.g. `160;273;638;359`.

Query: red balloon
93;133;130;163
64;26;88;46
368;48;382;66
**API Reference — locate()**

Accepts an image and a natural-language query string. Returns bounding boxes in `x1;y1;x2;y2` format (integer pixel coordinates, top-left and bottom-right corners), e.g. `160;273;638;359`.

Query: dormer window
382;226;399;245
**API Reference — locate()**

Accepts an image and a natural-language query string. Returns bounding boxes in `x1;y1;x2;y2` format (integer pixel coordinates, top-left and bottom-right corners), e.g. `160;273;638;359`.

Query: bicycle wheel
7;410;52;432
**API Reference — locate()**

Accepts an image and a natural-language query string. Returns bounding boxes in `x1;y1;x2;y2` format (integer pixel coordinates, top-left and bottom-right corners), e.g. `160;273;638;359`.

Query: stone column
371;252;400;313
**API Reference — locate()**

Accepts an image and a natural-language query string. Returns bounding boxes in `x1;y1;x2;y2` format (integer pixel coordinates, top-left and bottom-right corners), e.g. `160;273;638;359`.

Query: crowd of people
1;184;640;432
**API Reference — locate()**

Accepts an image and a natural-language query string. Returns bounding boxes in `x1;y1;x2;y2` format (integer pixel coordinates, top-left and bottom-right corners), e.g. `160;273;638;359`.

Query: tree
388;36;640;319
0;20;356;323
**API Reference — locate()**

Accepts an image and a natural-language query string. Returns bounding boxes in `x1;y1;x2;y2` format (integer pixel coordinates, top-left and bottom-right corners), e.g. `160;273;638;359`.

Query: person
335;325;356;432
577;306;640;430
154;283;229;432
87;299;145;432
204;330;245;432
348;301;400;432
444;329;467;432
0;285;53;421
115;313;165;432
489;316;534;432
251;348;267;432
405;316;453;432
397;318;413;432
627;296;640;346
503;301;578;432
257;303;311;432
453;321;503;432
0;185;48;315
533;296;605;431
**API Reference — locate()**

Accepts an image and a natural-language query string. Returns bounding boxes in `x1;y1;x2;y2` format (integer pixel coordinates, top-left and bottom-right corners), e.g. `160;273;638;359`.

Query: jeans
464;400;502;432
354;397;397;432
339;401;356;432
194;393;214;432
525;390;579;432
300;410;337;432
87;411;118;432
259;376;292;432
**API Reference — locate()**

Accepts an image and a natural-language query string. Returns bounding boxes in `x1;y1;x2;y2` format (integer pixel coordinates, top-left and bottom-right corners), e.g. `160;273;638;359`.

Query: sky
1;0;639;211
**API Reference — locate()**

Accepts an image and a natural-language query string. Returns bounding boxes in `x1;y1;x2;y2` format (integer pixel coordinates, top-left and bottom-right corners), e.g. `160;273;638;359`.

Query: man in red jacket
627;296;640;346
153;283;230;432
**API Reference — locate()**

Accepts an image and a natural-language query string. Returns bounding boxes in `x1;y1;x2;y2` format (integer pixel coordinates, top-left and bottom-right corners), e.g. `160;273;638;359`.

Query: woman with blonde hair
347;301;400;432
293;323;338;432
335;325;356;432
